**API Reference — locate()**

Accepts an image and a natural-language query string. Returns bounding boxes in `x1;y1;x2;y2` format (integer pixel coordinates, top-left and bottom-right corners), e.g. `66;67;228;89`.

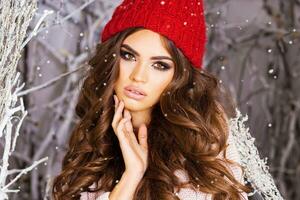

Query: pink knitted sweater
80;131;248;200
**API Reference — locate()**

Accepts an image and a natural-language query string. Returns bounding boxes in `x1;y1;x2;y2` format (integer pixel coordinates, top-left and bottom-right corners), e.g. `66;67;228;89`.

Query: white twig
2;157;48;191
21;10;54;49
0;1;49;198
16;63;88;97
229;109;284;200
25;0;96;44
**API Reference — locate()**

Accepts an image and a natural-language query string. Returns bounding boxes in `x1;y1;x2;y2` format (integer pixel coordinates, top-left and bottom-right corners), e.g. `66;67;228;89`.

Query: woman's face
114;29;175;113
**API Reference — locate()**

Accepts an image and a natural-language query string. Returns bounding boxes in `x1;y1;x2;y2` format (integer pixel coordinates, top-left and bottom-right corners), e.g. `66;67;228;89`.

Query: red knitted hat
101;0;207;69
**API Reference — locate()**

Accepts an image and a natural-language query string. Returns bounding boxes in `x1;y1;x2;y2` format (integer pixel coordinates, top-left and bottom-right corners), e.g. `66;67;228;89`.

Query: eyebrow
120;44;174;63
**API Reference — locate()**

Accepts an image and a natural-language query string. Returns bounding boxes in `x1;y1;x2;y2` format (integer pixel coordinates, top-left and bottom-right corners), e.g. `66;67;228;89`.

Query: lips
124;85;147;96
124;89;146;100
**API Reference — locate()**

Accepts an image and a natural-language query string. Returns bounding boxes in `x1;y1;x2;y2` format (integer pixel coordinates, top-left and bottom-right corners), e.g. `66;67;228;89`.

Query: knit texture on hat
101;0;207;69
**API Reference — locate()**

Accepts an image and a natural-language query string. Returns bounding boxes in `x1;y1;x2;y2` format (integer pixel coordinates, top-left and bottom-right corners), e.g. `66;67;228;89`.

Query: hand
111;94;149;178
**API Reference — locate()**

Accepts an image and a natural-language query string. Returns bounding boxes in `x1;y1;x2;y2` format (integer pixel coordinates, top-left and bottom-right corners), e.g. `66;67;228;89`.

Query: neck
129;109;152;135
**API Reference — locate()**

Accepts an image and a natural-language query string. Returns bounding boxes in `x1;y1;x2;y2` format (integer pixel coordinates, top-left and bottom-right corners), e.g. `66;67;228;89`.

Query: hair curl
52;27;252;200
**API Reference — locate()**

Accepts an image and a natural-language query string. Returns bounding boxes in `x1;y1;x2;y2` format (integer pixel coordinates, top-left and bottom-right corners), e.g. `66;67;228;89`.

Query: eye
152;62;171;71
120;50;135;61
120;49;171;71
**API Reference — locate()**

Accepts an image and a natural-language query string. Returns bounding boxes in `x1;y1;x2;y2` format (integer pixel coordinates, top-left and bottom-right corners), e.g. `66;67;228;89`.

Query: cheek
119;61;134;79
149;72;174;95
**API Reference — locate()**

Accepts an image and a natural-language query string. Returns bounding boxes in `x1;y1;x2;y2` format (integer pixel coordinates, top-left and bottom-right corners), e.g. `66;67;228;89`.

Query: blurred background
2;0;300;199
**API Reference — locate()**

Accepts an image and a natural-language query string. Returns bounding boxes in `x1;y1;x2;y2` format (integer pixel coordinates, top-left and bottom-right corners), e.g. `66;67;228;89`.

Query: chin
123;99;149;111
123;99;142;108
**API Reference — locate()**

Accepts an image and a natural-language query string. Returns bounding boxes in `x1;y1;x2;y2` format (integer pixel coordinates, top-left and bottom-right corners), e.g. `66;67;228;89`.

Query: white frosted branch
229;108;284;200
0;71;48;199
2;157;48;191
0;1;50;199
24;0;96;45
60;0;96;24
21;9;54;49
11;100;27;152
16;63;88;97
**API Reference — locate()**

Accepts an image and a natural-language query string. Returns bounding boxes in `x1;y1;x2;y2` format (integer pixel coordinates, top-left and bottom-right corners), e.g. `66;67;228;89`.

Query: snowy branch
17;63;88;97
229;109;284;200
0;1;49;199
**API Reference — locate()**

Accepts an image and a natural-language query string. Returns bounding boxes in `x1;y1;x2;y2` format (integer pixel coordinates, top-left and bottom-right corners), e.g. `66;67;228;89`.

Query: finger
124;109;131;120
124;110;133;133
111;101;124;128
124;122;143;155
113;95;117;110
119;119;139;149
113;95;120;110
116;117;130;138
123;110;140;145
121;115;140;147
138;124;148;151
115;94;119;105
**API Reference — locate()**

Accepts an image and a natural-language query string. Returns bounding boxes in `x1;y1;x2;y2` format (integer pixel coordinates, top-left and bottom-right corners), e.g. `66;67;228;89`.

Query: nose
129;61;148;83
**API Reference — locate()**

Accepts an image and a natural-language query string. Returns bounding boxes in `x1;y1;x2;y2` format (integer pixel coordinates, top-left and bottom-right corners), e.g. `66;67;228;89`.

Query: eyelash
119;50;171;71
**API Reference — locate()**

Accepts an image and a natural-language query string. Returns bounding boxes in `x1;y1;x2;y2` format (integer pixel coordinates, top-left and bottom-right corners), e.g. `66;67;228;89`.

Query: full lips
124;88;146;100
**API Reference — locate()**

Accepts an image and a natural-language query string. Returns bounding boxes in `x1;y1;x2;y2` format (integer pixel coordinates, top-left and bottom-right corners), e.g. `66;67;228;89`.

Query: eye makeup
120;48;172;71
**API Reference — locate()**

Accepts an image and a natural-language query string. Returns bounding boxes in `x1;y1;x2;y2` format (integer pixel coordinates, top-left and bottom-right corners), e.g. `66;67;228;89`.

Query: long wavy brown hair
52;27;253;200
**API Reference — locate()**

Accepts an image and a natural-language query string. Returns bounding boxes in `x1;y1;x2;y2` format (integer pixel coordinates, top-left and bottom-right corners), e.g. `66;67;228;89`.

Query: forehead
122;29;171;57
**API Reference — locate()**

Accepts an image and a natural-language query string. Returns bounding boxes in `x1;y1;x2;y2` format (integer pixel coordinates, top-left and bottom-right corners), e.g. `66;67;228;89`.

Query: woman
52;0;253;199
